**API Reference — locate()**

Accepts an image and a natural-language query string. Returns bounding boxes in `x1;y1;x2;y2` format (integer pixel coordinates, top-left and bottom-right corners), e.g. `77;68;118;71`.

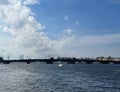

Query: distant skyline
0;0;120;59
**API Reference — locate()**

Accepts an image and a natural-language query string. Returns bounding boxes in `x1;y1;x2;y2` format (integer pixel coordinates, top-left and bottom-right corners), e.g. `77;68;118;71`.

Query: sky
0;0;120;59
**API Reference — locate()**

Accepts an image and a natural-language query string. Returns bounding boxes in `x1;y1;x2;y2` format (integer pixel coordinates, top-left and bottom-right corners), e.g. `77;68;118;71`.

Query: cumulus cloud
0;0;43;35
0;0;67;58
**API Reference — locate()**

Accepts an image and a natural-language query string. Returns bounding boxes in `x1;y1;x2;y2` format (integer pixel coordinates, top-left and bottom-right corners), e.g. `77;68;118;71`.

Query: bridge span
1;57;120;64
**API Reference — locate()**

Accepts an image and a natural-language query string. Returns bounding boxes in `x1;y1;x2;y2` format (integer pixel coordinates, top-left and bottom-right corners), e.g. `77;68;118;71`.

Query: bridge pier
86;62;93;64
3;61;10;64
67;60;75;64
46;61;53;64
113;62;120;64
100;61;110;64
27;61;30;64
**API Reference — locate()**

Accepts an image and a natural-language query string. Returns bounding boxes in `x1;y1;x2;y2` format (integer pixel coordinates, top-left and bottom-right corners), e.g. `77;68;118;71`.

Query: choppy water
0;62;120;92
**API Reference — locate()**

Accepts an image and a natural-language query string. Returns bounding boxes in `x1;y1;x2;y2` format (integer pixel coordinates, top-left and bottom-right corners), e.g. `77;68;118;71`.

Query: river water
0;62;120;92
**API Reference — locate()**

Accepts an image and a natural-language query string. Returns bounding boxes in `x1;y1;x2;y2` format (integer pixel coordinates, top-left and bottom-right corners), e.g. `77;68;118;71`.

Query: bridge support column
46;60;53;64
27;61;30;64
113;62;120;64
67;60;75;64
100;61;110;64
86;61;93;64
3;61;10;64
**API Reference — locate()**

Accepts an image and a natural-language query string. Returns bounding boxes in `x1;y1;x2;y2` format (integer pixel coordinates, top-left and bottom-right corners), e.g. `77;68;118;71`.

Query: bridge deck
1;59;120;64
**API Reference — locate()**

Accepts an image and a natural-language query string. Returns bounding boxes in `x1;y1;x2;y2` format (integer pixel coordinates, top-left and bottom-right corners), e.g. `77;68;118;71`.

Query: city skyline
0;0;120;59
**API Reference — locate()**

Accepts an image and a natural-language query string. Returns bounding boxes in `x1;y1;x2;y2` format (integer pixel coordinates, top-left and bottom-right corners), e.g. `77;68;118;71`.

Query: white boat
58;63;63;67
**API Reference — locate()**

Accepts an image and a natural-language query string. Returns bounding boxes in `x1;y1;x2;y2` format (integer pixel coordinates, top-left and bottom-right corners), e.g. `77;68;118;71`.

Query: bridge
0;57;120;64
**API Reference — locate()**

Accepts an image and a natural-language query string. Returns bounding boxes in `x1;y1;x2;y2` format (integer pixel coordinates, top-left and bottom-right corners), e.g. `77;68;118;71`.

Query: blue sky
30;0;120;37
0;0;120;59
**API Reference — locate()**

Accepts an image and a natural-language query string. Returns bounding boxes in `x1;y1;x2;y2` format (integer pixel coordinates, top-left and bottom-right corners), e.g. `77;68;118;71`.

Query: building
96;56;113;61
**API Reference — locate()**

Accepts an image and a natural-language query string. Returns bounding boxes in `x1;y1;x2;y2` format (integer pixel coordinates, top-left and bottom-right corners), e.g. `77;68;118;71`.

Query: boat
58;63;63;67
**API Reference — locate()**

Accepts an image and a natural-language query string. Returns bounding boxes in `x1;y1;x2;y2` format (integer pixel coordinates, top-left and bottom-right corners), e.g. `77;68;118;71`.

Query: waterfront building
96;56;113;61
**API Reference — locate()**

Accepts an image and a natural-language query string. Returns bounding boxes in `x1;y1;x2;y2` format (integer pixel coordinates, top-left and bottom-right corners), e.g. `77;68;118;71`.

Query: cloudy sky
0;0;120;59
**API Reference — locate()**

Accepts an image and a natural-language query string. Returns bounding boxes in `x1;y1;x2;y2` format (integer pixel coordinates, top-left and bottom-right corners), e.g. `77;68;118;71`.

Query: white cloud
69;33;120;46
64;14;68;20
63;29;72;35
23;0;39;5
76;21;79;25
60;33;120;57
